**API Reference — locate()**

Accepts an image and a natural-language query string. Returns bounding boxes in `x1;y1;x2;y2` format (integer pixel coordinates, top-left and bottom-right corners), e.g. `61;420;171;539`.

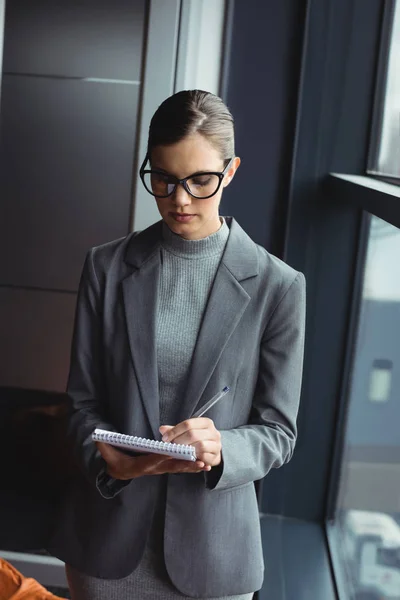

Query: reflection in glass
369;359;393;403
336;216;400;600
370;0;400;177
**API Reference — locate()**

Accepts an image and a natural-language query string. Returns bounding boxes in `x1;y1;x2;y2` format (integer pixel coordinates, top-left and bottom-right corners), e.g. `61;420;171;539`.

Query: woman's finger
164;460;205;474
192;439;220;456
196;452;221;467
97;444;209;478
195;452;221;467
96;441;121;463
167;434;221;464
170;428;213;446
159;425;174;435
162;418;216;442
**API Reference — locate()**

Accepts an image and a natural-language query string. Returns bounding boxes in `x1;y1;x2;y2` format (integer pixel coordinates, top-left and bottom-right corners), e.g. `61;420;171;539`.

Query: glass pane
370;1;400;177
336;215;400;600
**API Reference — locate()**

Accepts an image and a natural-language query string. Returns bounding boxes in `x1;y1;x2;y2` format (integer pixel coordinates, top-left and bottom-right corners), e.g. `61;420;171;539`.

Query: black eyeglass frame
139;154;234;199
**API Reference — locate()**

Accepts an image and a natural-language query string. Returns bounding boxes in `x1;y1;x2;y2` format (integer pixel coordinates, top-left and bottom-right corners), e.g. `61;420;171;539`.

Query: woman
48;90;306;599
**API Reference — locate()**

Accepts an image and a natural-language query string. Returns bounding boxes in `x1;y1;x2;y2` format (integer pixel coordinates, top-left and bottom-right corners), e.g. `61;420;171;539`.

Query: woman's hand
96;441;210;480
160;417;222;467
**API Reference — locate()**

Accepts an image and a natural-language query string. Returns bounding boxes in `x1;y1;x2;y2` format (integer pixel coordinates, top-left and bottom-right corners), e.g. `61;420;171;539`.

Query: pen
192;386;230;418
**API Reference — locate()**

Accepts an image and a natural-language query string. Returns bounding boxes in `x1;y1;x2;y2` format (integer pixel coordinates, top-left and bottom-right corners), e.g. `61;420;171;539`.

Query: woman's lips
169;213;196;223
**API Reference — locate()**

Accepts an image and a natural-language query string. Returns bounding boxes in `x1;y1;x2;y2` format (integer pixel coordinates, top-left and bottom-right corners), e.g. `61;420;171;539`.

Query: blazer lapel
177;217;260;421
122;222;163;439
177;265;251;422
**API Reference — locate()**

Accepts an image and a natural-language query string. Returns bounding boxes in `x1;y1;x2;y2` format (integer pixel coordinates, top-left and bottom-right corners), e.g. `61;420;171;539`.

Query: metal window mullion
130;0;182;233
0;0;5;111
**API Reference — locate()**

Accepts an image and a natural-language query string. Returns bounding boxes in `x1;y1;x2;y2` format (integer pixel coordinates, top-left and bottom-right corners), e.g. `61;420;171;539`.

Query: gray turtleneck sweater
156;217;229;426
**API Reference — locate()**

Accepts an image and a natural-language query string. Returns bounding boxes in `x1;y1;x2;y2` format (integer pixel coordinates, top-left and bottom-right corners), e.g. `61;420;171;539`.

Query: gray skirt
65;543;253;600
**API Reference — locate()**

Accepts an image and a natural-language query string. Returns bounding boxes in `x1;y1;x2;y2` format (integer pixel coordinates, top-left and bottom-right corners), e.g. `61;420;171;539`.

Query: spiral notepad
92;428;197;462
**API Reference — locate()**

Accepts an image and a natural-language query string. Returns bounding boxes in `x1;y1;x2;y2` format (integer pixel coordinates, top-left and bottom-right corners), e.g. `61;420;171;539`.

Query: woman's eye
191;176;212;187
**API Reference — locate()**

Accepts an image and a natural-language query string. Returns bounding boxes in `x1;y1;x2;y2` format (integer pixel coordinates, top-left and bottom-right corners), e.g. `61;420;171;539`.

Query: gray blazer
48;217;306;598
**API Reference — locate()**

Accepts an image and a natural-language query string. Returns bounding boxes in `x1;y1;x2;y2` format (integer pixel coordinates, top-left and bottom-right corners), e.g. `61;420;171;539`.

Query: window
369;1;400;178
275;0;400;598
369;359;393;403
334;215;400;600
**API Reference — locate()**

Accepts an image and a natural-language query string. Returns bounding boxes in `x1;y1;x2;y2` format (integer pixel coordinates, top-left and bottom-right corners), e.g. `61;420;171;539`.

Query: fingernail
162;435;169;442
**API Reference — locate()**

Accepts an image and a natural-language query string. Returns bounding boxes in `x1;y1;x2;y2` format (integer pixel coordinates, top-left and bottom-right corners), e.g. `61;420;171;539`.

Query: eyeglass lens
143;172;221;198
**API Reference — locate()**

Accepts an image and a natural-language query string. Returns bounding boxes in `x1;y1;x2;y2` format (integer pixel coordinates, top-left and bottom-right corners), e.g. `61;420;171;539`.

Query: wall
0;0;146;393
0;0;147;550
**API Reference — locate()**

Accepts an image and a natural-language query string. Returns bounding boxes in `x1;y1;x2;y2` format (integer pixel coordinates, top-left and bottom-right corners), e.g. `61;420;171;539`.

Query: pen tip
223;386;230;392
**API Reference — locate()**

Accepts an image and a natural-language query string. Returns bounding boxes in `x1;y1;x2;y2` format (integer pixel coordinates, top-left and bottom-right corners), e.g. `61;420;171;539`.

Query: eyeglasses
139;154;233;199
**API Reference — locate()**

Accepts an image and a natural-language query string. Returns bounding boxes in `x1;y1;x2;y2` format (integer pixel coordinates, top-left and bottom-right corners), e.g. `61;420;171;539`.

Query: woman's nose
172;183;192;207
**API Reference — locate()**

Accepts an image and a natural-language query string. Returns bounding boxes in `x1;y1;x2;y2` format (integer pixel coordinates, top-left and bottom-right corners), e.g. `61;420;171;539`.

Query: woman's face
150;133;240;240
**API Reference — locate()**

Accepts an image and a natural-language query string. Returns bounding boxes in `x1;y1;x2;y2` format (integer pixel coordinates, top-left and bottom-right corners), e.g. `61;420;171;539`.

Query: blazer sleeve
67;249;129;499
205;271;306;491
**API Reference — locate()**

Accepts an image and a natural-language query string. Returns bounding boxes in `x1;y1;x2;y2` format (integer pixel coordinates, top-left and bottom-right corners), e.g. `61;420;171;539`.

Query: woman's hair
147;90;235;161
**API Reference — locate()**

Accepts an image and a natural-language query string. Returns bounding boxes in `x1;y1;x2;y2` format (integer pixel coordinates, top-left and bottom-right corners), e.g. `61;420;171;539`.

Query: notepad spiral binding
92;428;197;462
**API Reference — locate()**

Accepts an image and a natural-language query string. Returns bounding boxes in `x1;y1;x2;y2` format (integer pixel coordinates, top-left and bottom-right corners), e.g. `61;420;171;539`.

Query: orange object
0;558;65;599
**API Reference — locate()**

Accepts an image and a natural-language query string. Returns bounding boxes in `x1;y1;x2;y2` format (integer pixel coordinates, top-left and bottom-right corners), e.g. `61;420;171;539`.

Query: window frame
264;0;400;598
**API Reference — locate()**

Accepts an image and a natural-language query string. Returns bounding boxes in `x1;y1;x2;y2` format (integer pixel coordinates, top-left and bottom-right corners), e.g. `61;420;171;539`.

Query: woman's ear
223;156;241;188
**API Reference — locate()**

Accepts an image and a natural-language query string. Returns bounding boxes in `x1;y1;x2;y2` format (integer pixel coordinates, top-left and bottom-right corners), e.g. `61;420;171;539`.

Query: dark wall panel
0;76;139;291
0;288;76;392
3;0;146;80
0;1;147;551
